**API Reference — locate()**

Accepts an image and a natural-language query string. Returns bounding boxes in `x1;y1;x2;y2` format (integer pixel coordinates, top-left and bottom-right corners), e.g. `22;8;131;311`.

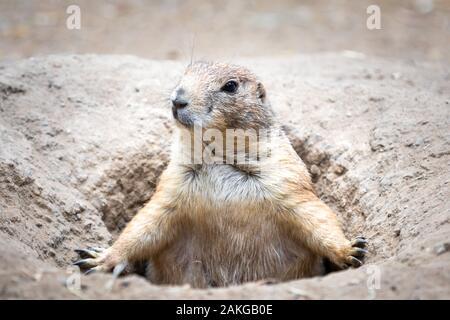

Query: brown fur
76;62;366;287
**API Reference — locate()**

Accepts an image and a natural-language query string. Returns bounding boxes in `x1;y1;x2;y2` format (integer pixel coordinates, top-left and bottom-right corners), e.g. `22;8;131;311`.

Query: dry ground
0;54;449;299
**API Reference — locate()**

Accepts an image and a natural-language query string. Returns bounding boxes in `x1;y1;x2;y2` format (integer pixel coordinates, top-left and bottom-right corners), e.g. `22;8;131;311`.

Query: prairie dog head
170;61;274;131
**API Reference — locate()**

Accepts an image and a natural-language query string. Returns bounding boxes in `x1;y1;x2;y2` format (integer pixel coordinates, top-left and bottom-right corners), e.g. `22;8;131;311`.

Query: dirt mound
0;54;449;299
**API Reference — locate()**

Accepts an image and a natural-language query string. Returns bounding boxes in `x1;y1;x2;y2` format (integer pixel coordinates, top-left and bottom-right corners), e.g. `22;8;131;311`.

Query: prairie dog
75;61;367;287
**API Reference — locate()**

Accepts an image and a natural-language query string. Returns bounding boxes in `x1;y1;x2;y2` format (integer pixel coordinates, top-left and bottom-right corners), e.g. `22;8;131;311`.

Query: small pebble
310;164;321;176
331;164;346;175
434;242;450;255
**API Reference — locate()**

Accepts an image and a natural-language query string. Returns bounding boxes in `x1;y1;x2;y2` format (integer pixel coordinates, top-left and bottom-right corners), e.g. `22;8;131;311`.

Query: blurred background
0;0;449;62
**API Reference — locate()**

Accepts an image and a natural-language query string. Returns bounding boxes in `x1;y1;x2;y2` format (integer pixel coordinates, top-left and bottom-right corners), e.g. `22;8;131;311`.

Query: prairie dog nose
172;97;188;109
171;88;189;109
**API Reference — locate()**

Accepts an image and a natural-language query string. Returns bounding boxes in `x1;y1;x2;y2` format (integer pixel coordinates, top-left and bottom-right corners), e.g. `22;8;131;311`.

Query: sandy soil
0;54;449;299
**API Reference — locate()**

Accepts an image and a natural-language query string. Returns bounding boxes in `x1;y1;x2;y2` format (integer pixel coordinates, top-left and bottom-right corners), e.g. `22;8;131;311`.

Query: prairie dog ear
256;82;266;104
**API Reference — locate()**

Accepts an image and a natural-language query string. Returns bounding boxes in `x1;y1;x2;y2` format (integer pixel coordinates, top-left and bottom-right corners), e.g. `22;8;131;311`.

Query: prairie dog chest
179;164;271;210
172;164;289;256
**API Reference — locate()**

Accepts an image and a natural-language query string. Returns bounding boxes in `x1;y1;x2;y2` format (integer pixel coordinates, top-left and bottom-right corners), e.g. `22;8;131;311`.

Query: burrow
86;126;371;281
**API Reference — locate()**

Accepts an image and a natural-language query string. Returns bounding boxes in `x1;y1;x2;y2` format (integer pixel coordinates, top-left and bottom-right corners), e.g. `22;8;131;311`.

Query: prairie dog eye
221;80;238;94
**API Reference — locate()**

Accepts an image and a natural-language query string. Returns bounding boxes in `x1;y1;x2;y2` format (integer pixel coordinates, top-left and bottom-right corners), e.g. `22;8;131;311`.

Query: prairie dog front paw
73;247;127;274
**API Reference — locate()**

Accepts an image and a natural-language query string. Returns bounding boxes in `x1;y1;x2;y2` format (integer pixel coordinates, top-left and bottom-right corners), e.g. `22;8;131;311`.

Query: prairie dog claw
351;237;368;248
346;236;368;268
74;248;103;259
73;246;126;276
